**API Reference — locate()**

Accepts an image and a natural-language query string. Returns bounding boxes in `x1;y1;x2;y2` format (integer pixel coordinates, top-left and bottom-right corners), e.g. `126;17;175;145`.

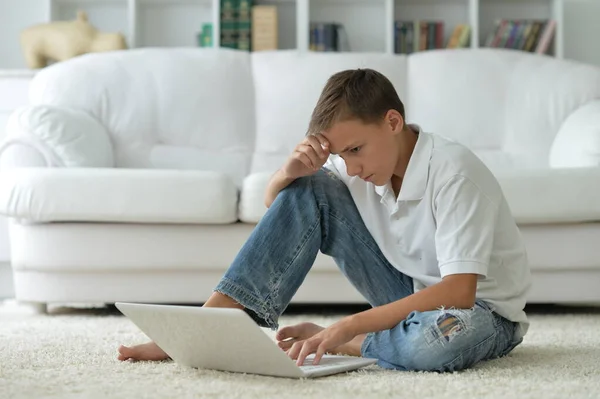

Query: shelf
310;0;387;52
479;0;561;56
136;0;212;47
137;0;212;4
258;0;297;50
52;0;129;38
395;0;472;50
43;0;563;56
398;0;468;4
54;0;126;4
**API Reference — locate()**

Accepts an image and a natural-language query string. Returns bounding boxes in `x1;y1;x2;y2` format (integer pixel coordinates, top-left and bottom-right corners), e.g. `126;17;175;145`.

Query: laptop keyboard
299;356;355;370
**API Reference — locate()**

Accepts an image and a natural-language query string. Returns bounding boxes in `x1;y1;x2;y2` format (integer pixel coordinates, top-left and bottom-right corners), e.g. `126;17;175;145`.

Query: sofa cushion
250;50;408;175
239;172;270;223
549;100;600;169
27;48;255;187
407;49;600;171
408;49;518;152
0;168;238;224
241;168;600;225
498;167;600;224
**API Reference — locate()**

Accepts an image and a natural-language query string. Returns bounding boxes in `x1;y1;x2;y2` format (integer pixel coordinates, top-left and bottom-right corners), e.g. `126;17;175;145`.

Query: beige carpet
1;302;600;399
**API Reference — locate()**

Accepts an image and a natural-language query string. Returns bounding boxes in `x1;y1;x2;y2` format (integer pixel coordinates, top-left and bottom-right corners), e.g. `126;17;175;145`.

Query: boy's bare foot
117;292;244;362
276;322;325;350
276;322;365;357
117;341;169;361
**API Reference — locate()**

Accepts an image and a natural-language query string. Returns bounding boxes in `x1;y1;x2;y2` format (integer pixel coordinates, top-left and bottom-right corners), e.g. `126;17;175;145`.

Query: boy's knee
277;169;350;209
373;310;475;372
283;174;312;194
283;169;334;194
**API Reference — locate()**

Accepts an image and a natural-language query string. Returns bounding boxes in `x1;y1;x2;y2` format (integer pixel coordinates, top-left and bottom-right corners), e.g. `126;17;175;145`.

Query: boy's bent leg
119;169;413;361
361;300;521;372
214;168;414;331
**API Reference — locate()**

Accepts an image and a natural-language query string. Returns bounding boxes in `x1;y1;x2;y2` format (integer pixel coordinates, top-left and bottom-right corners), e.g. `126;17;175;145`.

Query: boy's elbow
264;193;274;209
459;286;477;309
442;274;478;308
461;296;476;309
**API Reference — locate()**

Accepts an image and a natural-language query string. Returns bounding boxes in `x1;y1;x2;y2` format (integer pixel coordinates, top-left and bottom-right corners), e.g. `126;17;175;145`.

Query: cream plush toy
20;11;128;69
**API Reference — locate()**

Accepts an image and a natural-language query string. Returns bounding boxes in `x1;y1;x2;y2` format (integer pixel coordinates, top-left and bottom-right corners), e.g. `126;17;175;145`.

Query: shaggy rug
1;302;599;399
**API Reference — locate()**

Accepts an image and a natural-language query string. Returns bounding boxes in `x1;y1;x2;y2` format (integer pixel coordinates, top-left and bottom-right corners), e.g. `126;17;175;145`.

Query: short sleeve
434;175;499;278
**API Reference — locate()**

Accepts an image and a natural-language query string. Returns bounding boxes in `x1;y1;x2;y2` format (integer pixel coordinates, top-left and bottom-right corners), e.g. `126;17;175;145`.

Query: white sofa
2;47;600;311
0;70;35;299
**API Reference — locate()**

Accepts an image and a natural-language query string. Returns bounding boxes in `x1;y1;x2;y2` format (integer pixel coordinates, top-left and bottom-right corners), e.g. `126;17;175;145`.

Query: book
309;22;349;52
220;0;237;49
237;0;252;51
252;5;278;51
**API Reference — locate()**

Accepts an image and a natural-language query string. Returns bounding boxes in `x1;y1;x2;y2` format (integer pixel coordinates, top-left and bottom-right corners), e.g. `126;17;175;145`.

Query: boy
118;68;531;372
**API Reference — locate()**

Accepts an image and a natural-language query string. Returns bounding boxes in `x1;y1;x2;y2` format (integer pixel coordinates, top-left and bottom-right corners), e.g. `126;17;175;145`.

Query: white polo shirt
324;125;532;336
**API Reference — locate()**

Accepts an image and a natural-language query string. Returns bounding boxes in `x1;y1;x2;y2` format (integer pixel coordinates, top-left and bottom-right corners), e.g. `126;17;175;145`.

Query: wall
563;0;600;66
0;0;49;69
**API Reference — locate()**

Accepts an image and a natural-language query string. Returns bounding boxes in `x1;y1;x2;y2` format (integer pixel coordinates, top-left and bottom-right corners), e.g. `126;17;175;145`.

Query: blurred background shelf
0;0;599;68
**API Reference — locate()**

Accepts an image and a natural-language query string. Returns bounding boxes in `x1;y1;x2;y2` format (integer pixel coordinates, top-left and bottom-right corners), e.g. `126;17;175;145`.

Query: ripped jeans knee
430;307;474;344
361;301;517;372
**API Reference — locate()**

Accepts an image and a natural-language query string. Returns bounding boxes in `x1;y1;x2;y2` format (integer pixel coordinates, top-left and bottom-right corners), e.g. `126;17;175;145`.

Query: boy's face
322;110;402;186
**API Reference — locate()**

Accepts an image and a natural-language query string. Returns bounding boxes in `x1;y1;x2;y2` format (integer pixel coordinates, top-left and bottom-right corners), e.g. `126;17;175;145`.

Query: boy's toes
276;326;297;341
117;345;134;361
277;339;295;350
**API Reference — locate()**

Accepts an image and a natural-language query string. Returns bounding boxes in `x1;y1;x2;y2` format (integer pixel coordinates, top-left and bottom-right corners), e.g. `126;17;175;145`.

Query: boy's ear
385;110;404;133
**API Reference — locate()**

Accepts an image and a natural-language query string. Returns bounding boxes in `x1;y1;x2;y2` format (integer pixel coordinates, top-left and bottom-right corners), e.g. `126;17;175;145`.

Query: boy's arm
350;174;498;335
264;169;296;208
348;273;478;335
264;134;332;208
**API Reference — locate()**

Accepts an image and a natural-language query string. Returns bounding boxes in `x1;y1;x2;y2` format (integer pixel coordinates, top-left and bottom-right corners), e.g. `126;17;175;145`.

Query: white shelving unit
45;0;564;57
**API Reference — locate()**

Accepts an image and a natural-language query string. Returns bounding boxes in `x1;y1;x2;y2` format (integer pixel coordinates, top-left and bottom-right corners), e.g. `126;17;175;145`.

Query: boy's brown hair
306;68;406;136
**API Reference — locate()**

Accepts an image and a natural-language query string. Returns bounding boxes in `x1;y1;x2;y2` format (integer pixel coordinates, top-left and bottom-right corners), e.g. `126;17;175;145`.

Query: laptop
115;302;377;378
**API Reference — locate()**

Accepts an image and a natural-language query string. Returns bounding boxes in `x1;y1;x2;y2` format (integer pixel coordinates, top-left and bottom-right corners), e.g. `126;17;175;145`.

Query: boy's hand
281;134;330;180
286;317;357;366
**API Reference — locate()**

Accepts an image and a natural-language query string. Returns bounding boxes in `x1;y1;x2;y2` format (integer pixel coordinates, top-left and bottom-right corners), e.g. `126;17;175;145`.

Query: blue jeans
214;169;522;372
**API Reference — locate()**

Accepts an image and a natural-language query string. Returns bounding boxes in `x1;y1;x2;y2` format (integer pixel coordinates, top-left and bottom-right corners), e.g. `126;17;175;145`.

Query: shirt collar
374;124;433;201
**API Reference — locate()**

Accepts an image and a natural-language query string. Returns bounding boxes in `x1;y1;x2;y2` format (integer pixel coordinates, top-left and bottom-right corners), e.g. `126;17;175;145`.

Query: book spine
220;0;237;49
237;0;252;51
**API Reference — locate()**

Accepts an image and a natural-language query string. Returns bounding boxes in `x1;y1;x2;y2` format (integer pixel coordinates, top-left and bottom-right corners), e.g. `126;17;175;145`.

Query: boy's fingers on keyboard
296;340;317;366
288;340;303;361
313;345;326;365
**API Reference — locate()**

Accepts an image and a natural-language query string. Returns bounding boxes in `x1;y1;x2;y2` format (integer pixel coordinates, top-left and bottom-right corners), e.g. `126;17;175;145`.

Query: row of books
394;20;471;54
395;19;555;54
197;2;278;51
309;23;350;52
484;19;556;54
198;7;556;55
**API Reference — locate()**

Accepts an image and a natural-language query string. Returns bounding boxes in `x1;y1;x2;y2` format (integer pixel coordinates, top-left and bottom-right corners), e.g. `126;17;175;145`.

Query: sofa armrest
549;100;600;168
0;105;114;169
0;168;238;223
